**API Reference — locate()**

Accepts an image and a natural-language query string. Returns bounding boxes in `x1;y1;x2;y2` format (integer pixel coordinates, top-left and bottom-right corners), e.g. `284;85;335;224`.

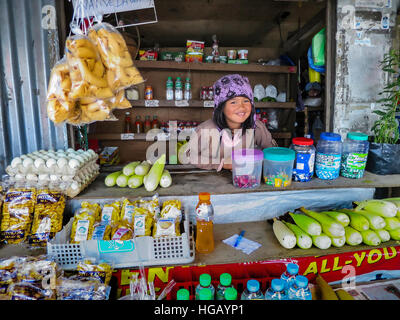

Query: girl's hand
223;163;232;170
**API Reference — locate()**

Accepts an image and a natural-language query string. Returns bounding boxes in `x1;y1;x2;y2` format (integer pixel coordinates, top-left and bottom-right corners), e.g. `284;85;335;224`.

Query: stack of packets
185;40;204;63
99;146;120;167
69;195;183;243
0;185;66;246
47;22;144;126
0;255;112;300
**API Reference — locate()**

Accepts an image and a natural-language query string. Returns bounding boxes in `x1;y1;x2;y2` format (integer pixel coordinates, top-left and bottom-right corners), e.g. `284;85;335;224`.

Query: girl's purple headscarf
212;74;256;128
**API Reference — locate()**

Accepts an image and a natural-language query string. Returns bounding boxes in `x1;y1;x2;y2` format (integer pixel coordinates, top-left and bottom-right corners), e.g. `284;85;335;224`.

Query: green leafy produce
360;229;381;246
340;208;385;230
338;209;369;232
116;173;130;188
144;154;166;192
273;219;296;249
312;232;332;249
320;211;350;227
354;200;397;218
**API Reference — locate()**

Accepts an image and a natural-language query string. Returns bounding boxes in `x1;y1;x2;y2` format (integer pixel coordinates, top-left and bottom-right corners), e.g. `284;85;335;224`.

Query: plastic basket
47;243;84;270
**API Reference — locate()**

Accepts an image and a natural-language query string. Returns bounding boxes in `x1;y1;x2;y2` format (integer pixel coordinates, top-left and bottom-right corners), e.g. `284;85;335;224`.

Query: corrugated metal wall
0;0;68;174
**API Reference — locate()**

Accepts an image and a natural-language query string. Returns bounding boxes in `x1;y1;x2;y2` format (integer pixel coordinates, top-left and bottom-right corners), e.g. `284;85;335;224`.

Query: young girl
185;74;277;171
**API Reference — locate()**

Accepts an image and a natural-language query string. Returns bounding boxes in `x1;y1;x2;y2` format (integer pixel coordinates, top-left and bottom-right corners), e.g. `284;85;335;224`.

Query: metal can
227;49;237;60
145;86;153;100
208;86;214;100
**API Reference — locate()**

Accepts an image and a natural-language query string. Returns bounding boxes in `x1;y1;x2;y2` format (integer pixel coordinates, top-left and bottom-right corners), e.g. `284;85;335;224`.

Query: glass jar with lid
290;137;315;182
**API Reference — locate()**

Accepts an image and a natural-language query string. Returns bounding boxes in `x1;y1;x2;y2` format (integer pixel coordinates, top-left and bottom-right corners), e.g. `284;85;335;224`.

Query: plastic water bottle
176;288;190;300
175;77;183;101
184;77;192;101
240;279;264;300
166;76;174;100
198;288;213;300
195;273;215;300
224;287;238;300
280;263;299;289
216;273;233;300
287;275;312;300
264;279;288;300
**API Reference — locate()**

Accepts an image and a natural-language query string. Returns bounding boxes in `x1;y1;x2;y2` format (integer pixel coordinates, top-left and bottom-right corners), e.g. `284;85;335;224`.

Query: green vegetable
383;217;400;231
300;207;345;237
340;208;385;230
344;226;363;246
128;175;144;188
376;229;390;242
159;170;172;188
338;209;369;232
283;221;312;249
354;199;397;218
135;160;151;176
316;275;339;300
383;198;400;219
104;171;122;187
144;154;166;192
389;228;400;240
116;173;130;188
320;211;350;227
335;289;354;300
273;219;296;249
289;212;321;236
360;229;381;246
122;161;140;176
312;232;332;249
330;235;345;248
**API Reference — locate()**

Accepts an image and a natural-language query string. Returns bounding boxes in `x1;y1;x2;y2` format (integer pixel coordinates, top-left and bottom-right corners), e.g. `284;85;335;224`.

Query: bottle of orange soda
195;192;214;254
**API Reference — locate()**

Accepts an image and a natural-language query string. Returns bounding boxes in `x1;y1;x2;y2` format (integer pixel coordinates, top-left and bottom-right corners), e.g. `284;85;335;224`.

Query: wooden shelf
128;99;296;109
135;60;297;74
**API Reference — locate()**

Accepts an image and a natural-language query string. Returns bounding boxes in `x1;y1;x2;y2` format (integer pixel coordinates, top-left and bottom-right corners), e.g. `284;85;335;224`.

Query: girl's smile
223;96;252;129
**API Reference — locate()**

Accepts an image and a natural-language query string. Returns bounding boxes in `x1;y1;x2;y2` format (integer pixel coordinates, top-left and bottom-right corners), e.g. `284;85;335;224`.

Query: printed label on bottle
74;219;90;242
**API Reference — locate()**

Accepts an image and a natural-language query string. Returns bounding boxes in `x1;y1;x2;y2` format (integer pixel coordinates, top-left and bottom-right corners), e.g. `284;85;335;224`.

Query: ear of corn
354;200;397;218
116;173;130;188
383;217;400;231
338;209;369;232
335;289;354;300
315;275;339;300
127;175;143;189
122;161;140;176
383;198;400;219
144;154;166;192
300;207;345;237
341;208;385;230
376;229;390;242
283;221;312;249
312;232;332;249
344;226;363;246
104;171;122;187
320;211;350;227
272;219;296;249
389;228;400;240
330;235;346;247
360;229;381;246
289;212;321;236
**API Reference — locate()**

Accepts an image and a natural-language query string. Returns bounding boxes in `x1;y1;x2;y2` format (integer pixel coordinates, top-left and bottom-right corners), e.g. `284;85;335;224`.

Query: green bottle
216;273;233;300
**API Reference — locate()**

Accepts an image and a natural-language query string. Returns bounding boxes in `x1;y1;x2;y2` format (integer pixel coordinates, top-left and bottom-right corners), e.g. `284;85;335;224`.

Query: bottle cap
320;132;341;142
271;279;285;292
220;273;232;286
199;273;211;287
224;287;237;300
177;288;190;300
294;275;308;288
287;263;299;275
199;288;213;300
246;279;260;292
199;192;210;201
292;137;314;146
347;132;368;141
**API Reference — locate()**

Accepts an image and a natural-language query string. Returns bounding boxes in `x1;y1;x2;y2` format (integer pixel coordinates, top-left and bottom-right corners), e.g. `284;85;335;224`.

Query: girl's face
223;96;252;129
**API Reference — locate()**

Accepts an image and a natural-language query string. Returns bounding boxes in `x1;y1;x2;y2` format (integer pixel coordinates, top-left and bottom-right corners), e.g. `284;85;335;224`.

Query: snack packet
70;208;96;243
0;188;37;244
88;22;144;92
111;221;133;240
0;257;21;296
132;207;153;237
90;222;112;240
56;276;110;300
76;259;113;285
160;199;182;222
152;217;180;238
137;194;160;219
120;198;139;224
80;201;102;222
100;201;121;225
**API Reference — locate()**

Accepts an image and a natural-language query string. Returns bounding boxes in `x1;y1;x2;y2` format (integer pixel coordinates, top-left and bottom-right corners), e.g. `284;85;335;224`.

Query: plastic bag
120;198;140;224
88;22;144;91
110;221;133;240
76;259;113;285
0;257;21;296
160;199;182;222
56;276;110;300
253;84;265;102
70;208;96;243
90;222;112;240
0;187;36;244
312;28;326;67
100;200;121;225
108;89;131;110
152;217;180;238
366;142;400;175
132;207;153;237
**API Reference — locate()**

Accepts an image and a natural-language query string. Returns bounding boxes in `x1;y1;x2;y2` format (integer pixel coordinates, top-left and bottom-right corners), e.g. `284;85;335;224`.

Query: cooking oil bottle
195;192;214;254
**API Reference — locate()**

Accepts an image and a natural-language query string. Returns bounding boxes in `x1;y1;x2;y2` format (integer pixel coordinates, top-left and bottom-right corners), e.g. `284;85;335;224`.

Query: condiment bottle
144;115;152;133
135;116;143;134
124;112;132;133
195;192;214;254
152;115;159;129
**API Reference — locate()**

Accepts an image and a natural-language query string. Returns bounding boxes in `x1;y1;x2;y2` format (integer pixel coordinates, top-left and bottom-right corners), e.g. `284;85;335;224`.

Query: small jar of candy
263;147;295;187
290;137;315;182
340;132;369;179
315;132;343;180
232;149;263;189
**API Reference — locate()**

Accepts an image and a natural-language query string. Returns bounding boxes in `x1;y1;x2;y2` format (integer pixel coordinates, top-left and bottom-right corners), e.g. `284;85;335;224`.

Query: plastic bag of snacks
67;99;116;125
108;89;131;110
56;276;110;300
88;22;144;92
132;207;153;237
29;187;66;247
90;222;112;240
70;207;96;243
46;57;80;124
110;221;133;240
137;194;160;219
0;187;37;244
120;198;140;224
100;200;121;225
65;35;114;101
0;257;21;297
80;201;102;222
160;199;182;222
76;259;113;285
152;217;180;238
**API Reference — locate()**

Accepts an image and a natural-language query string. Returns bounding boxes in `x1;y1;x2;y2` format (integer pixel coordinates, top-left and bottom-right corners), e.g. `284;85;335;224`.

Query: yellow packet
76;259;113;285
111;221;133;240
132;213;153;237
120;198;139;224
70;208;96;243
152;218;180;238
90;222;112;241
138;194;160;219
160;199;182;222
100;201;121;225
81;202;102;222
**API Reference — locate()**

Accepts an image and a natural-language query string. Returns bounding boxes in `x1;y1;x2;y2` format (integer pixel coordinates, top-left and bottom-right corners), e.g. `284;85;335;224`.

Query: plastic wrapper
0;187;37;244
76;259;113;285
88;22;144;91
110;221;133;240
80;201;102;222
29;188;66;247
152;217;180;238
70;208;96;243
366;142;400;175
90;222;112;240
46;58;80;124
66;98;117;126
56;276;110;300
100;200;121;225
132;207;153;237
160;199;182;222
0;257;21;296
108;89;131;110
137;194;160;219
120;198;140;224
